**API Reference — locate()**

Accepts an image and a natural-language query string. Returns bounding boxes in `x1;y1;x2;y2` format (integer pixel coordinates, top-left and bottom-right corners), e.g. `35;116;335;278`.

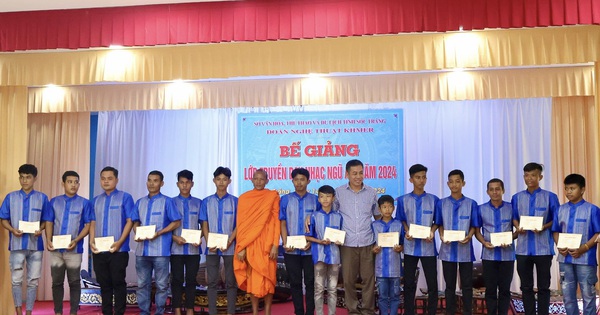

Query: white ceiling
1;0;234;13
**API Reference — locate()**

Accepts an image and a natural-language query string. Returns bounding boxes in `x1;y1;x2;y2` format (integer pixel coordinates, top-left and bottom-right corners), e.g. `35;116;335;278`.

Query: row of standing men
1;160;598;315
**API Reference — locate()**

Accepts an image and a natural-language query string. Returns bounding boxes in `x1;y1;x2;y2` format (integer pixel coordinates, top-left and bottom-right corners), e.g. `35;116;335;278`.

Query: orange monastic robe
234;188;281;298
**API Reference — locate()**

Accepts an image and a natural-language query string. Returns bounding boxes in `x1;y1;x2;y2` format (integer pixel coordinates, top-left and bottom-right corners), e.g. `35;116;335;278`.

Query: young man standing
45;171;93;315
434;169;480;315
200;166;238;315
475;179;515;315
396;164;439;315
171;170;202;315
89;166;135;315
280;168;317;315
512;163;559;315
0;164;50;315
334;159;379;315
133;170;182;315
552;174;600;315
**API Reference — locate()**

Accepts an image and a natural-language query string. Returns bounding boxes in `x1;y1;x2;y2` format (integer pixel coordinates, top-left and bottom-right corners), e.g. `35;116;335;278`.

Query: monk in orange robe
234;169;281;315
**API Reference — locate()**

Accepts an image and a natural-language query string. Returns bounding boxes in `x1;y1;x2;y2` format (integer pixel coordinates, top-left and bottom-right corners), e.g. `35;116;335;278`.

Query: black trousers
442;261;473;315
516;255;552;315
170;254;200;309
93;252;129;315
482;260;514;315
283;253;315;315
403;255;438;315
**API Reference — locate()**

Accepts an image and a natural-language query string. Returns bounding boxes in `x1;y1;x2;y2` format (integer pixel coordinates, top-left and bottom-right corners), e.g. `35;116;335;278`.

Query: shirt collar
568;199;586;207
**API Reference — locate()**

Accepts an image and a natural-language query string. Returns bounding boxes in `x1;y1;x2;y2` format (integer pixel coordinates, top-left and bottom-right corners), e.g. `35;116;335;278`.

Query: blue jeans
559;262;598;315
376;277;401;315
9;250;43;311
136;256;171;315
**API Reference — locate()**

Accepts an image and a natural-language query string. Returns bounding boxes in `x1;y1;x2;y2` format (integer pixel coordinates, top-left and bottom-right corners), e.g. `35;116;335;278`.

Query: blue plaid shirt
477;201;515;261
511;188;558;256
47;194;93;253
435;195;480;262
396;192;439;257
134;193;182;257
551;200;600;266
307;208;343;265
372;219;404;278
92;189;135;252
0;190;50;251
199;193;238;256
171;195;202;255
280;192;318;256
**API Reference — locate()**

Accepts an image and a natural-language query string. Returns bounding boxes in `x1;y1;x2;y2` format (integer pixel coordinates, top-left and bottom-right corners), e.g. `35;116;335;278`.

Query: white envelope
519;216;544;231
557;233;583;249
323;227;346;244
207;233;229;249
19;220;40;234
490;231;513;247
286;235;307;249
443;230;466;242
52;235;72;249
377;232;400;248
180;229;201;244
135;225;156;240
95;236;114;252
409;224;431;239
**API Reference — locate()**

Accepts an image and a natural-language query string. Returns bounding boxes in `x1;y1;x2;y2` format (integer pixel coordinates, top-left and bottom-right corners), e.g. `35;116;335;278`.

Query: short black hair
409;164;428;177
345;159;363;172
62;171;80;183
318;185;335;196
377;195;395;207
18;164;38;177
213;166;232;178
448;169;464;181
148;170;164;182
523;162;544;173
101;166;118;178
177;169;193;181
564;173;585;188
486;178;504;190
291;168;310;180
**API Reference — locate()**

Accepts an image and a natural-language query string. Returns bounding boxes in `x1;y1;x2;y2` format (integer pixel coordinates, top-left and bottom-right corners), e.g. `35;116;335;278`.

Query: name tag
423;210;433;214
70;211;81;215
501;219;511;223
576;219;587;222
459;216;470;219
190;211;198;215
224;211;234;214
151;212;162;215
110;206;120;209
535;207;547;211
31;208;42;212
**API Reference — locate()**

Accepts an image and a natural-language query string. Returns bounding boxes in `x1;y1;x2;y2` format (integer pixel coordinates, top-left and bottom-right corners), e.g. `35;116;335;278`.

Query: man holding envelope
551;174;600;315
280;168;317;315
171;170;202;315
511;162;559;315
434;169;480;315
200;166;238;315
474;178;515;315
0;164;50;315
45;171;93;315
89;166;135;315
133;170;182;315
395;164;439;315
